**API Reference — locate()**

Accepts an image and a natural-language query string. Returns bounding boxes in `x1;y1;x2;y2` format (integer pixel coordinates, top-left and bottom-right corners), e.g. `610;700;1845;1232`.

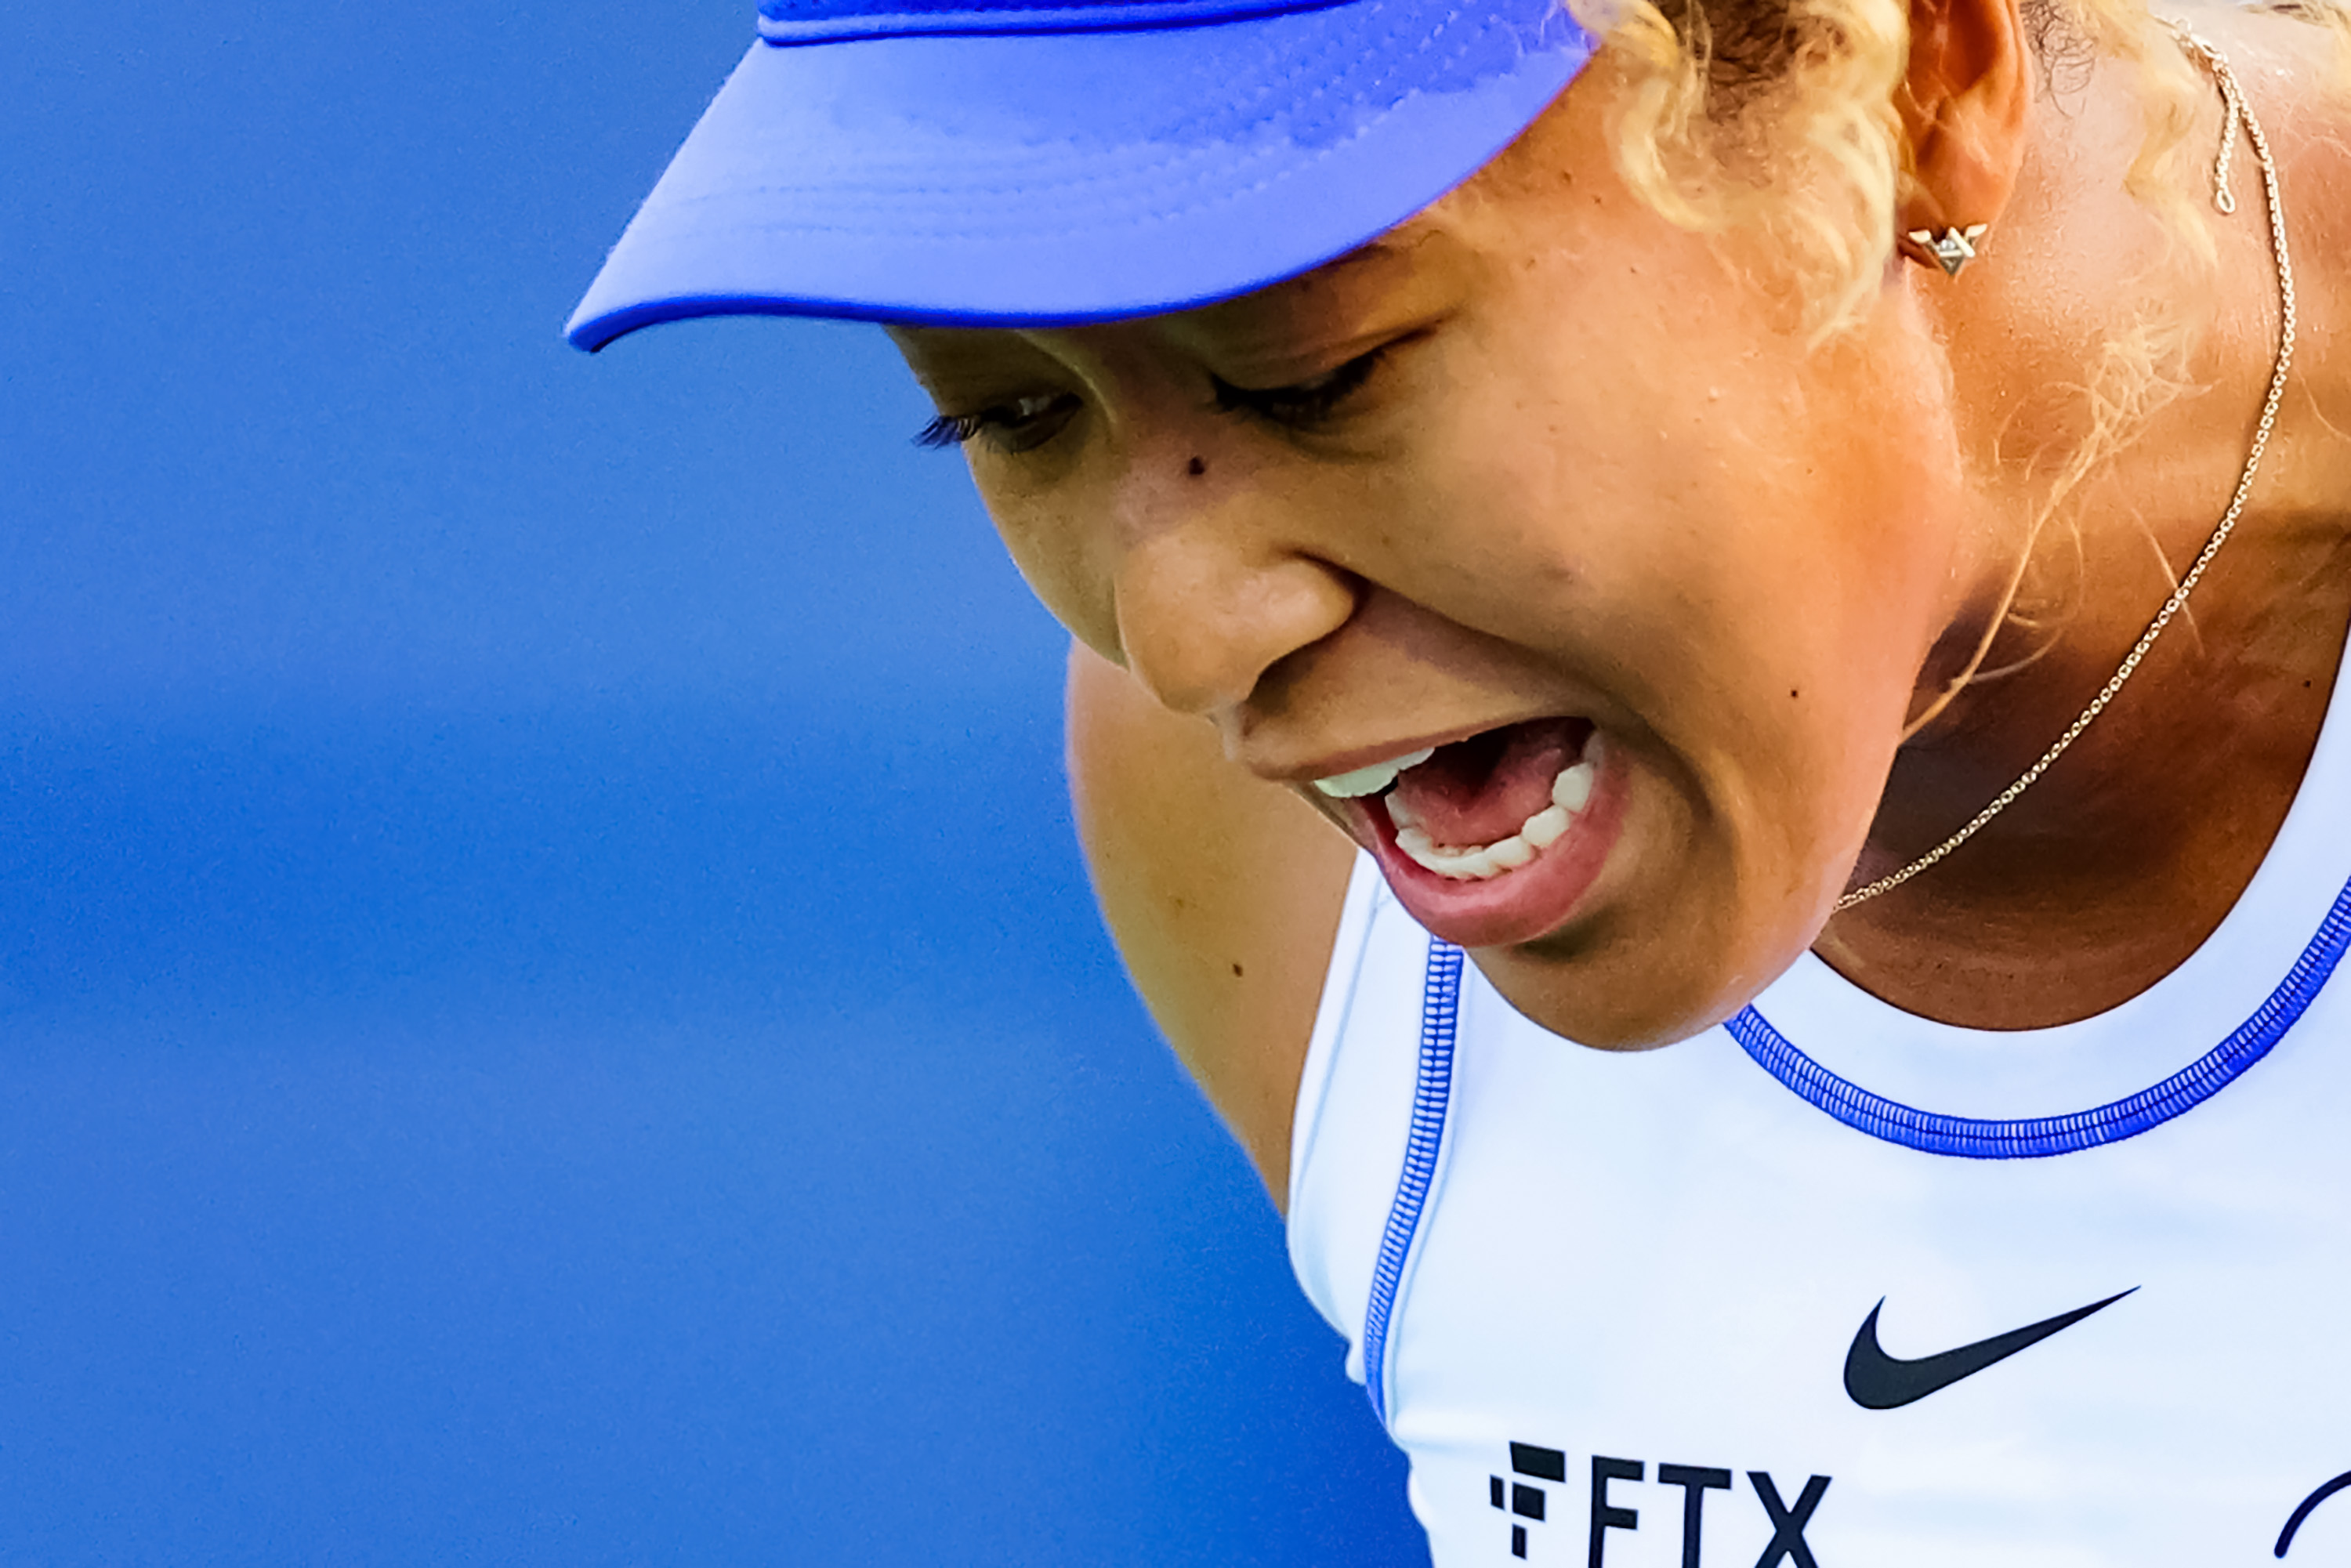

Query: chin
1471;875;1828;1052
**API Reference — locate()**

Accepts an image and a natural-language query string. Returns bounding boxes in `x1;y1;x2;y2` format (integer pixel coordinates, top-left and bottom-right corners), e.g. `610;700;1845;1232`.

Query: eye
1208;338;1412;430
914;392;1081;454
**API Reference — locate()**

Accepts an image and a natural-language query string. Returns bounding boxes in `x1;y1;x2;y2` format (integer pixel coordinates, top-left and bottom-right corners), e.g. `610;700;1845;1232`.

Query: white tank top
1288;672;2351;1566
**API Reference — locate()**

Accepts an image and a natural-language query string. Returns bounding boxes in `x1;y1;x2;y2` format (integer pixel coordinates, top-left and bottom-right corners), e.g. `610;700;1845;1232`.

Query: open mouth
1312;718;1622;948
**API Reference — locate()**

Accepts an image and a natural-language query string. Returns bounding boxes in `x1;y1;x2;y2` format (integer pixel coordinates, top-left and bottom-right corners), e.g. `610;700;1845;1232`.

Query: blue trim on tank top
1726;869;2351;1157
1367;872;2349;1411
1361;938;1462;1429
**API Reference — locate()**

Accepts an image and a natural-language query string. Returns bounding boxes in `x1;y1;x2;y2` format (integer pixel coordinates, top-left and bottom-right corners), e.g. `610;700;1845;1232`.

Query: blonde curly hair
1574;0;2349;330
1566;0;2347;673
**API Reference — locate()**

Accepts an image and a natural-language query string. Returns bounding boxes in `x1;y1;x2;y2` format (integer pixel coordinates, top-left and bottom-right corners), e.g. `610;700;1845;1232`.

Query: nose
1110;479;1359;722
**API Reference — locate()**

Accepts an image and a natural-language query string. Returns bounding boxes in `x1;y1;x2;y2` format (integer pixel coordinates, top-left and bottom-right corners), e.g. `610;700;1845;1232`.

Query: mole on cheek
1186;456;1207;478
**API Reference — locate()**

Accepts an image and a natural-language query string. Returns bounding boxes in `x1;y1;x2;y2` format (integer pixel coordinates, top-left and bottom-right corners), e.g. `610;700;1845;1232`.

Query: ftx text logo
1491;1442;1829;1566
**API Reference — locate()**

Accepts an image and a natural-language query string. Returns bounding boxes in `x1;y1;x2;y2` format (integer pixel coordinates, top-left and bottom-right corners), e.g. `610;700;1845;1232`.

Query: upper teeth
1389;744;1600;882
1311;748;1436;798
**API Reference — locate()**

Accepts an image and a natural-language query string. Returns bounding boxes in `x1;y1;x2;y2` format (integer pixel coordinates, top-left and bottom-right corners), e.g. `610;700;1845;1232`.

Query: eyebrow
1240;236;1416;310
1317;238;1409;277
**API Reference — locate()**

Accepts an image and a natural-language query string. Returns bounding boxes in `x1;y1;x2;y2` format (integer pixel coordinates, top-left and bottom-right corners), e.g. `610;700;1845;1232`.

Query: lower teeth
1388;748;1597;882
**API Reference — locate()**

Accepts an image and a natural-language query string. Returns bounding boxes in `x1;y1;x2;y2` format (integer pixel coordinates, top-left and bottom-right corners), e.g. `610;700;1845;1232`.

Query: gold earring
1903;223;1990;277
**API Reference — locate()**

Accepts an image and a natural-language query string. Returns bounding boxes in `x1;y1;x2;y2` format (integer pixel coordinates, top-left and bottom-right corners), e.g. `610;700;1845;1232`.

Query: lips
1313;718;1626;948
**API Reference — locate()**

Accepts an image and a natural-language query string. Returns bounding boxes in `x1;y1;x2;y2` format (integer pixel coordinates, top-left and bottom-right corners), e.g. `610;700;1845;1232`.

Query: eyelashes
1207;342;1393;429
914;393;1078;454
914;336;1414;453
911;414;977;449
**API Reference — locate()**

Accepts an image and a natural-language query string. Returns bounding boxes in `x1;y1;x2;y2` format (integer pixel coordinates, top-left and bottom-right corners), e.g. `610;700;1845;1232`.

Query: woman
571;0;2351;1556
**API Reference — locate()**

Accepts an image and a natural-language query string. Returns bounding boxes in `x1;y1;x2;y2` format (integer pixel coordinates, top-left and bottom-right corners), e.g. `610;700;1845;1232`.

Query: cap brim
566;0;1592;348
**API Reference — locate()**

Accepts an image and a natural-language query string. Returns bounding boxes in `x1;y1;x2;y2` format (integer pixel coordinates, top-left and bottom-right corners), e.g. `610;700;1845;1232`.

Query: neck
1816;5;2351;1028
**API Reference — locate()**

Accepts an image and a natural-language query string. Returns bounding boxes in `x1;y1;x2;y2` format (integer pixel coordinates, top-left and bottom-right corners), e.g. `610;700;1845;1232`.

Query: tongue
1389;719;1588;848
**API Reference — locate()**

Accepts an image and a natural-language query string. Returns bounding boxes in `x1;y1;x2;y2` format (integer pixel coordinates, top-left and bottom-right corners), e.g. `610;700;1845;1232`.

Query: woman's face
891;67;1995;1048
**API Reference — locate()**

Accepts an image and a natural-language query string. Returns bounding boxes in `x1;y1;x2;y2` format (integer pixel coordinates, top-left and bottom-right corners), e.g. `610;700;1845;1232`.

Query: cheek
1659;425;1957;840
1407;363;1942;730
1661;395;1965;929
1421;327;1957;897
974;476;1124;658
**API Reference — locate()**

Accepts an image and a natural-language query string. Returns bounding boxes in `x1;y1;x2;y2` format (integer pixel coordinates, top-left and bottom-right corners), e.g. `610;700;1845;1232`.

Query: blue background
0;3;1423;1561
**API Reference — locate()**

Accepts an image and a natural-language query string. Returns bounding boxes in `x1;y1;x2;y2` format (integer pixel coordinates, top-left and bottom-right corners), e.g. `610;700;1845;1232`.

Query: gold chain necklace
1836;24;2299;912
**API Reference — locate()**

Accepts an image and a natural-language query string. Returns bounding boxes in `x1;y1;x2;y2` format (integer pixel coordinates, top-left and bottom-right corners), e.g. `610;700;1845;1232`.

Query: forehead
1163;223;1480;341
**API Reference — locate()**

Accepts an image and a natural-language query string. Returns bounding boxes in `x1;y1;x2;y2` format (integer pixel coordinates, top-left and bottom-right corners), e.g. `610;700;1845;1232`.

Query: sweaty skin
893;0;2351;1202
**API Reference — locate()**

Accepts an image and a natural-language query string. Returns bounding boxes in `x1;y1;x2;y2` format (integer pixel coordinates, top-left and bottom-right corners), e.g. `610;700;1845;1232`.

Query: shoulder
1064;643;1357;1208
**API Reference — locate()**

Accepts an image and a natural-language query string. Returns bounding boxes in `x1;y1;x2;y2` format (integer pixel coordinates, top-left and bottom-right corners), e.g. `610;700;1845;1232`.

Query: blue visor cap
566;0;1596;346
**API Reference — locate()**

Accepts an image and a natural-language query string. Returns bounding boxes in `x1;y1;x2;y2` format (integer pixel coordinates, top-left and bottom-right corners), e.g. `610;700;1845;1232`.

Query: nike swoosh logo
1844;1288;2136;1410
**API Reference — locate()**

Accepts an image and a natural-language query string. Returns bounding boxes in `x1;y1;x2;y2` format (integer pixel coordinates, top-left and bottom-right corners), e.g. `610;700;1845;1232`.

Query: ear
1896;0;2033;256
